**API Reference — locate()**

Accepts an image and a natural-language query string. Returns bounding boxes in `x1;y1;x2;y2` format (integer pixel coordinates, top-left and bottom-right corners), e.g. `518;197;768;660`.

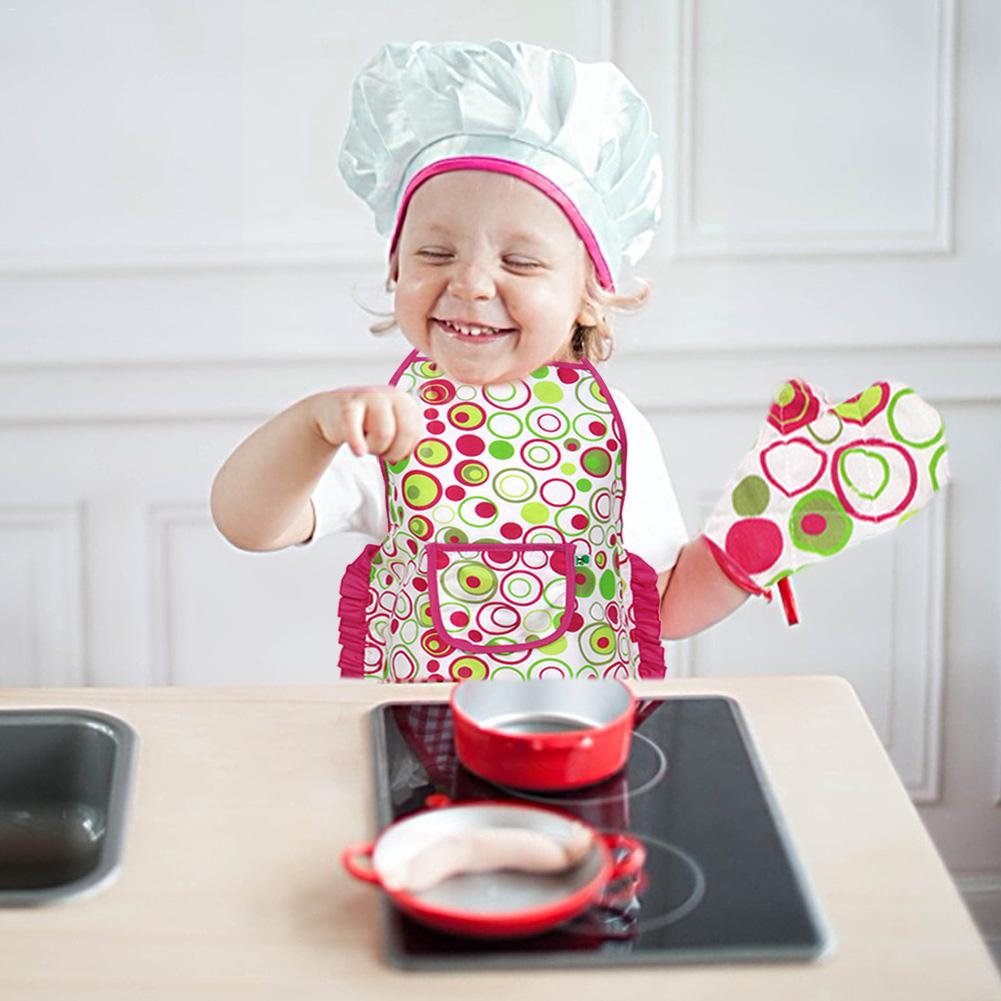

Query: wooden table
0;676;997;1000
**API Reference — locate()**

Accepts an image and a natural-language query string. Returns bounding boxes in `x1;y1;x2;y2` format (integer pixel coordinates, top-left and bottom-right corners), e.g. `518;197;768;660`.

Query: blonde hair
364;248;649;363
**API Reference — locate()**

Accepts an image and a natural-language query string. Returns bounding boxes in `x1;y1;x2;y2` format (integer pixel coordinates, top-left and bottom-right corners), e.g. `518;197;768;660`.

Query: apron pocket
425;542;577;654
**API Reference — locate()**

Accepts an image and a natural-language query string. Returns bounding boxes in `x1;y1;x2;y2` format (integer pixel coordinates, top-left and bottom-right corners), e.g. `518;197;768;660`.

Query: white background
0;0;998;962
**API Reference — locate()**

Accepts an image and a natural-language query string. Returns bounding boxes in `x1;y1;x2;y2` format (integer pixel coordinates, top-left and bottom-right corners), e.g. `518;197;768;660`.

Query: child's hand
310;387;421;463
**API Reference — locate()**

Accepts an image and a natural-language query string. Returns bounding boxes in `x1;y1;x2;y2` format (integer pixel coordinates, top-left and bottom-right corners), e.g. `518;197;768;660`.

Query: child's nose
447;260;495;300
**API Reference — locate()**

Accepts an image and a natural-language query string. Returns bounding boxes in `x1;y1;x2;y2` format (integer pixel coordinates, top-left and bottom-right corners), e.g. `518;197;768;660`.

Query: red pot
341;801;644;939
450;678;636;791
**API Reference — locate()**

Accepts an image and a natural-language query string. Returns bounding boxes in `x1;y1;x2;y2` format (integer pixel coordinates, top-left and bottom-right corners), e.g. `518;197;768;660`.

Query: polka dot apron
337;350;666;682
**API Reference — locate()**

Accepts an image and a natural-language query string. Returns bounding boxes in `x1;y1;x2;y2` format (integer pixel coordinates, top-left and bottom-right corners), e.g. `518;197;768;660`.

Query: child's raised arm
658;538;750;639
210;388;419;551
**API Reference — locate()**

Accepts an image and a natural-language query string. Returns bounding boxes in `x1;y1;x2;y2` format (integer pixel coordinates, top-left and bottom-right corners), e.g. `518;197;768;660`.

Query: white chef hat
338;40;663;291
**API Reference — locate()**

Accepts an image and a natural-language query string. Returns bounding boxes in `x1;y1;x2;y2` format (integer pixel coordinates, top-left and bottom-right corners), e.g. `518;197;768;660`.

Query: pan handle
600;833;646;883
341;842;382;885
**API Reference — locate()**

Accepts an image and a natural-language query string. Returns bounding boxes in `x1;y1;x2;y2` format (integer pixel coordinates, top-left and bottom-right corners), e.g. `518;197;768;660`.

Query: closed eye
415;250;543;270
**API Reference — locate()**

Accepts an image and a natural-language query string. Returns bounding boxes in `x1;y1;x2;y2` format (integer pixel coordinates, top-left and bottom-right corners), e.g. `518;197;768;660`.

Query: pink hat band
388;157;615;292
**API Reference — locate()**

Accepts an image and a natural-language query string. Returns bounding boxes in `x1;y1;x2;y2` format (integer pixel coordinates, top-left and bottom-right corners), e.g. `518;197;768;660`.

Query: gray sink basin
0;709;137;906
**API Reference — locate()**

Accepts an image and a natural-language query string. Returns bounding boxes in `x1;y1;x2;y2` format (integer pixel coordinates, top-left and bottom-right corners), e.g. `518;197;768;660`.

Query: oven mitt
702;378;950;624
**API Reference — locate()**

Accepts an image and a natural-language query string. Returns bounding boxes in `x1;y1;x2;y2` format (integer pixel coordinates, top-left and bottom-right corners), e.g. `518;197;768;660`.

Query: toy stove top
369;696;832;970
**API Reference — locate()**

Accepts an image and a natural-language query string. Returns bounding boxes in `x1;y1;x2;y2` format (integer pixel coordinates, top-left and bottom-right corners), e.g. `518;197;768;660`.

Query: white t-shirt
304;387;689;574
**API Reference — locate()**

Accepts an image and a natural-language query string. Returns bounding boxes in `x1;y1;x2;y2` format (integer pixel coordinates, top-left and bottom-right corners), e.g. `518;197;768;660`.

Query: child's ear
575;302;599;327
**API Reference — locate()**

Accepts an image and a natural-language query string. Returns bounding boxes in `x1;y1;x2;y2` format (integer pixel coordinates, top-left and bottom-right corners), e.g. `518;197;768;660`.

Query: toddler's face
393;171;596;386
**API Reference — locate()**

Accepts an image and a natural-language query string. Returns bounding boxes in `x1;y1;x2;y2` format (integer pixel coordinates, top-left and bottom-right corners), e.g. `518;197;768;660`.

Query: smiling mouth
432;318;517;341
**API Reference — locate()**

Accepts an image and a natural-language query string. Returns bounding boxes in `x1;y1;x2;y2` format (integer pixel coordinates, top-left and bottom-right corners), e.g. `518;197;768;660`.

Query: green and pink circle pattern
708;379;948;588
358;354;646;682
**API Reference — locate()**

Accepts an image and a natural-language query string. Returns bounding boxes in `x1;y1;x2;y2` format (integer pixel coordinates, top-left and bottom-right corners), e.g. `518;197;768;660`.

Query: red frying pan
342;801;645;939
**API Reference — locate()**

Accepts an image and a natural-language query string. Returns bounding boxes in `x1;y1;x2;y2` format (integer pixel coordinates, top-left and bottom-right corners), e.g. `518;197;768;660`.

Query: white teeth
440;319;504;337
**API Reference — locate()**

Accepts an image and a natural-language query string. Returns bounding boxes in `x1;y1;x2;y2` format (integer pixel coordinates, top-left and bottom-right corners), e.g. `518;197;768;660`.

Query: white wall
1;0;998;962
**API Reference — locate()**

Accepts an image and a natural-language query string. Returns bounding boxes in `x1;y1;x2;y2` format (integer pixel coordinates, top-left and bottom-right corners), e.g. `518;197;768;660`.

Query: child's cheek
394;290;437;344
396;273;437;312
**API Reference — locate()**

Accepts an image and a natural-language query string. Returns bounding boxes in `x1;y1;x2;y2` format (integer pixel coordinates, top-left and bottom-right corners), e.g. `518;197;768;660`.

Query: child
211;40;948;683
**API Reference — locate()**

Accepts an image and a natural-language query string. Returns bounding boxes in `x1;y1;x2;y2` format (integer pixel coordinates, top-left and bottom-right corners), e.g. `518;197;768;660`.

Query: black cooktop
368;696;832;970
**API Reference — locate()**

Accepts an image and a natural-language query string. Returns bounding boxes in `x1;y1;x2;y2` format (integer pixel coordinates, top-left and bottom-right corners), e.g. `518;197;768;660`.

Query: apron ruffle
628;553;668;679
337;542;381;678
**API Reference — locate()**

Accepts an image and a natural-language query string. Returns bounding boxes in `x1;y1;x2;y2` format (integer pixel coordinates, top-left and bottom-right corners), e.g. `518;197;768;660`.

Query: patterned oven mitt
702;379;950;624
